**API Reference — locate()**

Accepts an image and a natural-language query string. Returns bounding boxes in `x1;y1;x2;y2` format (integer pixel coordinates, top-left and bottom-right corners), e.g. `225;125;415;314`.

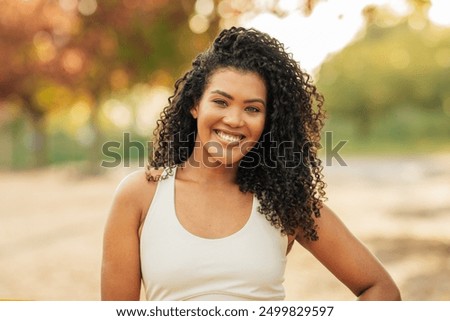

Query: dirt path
1;154;449;300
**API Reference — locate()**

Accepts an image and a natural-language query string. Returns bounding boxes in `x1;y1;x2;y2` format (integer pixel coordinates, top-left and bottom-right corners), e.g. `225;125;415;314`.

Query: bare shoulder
295;204;343;248
114;168;161;195
102;168;163;300
295;204;361;253
109;168;164;225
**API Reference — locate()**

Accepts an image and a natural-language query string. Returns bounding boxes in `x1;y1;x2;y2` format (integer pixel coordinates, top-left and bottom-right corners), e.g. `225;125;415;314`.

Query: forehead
204;68;267;97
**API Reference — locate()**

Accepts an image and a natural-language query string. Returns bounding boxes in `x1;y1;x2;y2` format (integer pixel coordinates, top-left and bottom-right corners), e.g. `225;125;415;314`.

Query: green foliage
0;0;223;169
318;17;450;149
2;1;449;170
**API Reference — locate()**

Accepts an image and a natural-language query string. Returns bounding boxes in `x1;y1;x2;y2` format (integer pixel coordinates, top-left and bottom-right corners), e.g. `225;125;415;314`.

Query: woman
101;27;401;301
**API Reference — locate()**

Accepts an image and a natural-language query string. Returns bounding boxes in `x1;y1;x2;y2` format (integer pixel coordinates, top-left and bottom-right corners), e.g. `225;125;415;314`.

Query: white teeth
215;130;242;143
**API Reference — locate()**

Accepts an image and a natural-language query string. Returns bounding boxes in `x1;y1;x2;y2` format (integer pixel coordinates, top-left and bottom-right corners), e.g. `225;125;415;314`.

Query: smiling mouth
214;130;244;143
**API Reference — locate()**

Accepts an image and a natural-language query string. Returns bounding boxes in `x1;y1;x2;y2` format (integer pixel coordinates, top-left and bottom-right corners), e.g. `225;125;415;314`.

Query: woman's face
191;68;267;167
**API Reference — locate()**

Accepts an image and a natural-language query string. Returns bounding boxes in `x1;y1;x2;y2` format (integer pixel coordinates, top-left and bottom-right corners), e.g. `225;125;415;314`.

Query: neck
180;151;239;185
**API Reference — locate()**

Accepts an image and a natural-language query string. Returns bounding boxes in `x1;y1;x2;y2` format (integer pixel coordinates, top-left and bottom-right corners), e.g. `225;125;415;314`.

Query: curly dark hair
147;26;326;241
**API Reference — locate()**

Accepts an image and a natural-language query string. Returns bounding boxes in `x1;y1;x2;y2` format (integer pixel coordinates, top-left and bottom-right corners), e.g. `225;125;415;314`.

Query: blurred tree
0;0;78;167
0;0;322;169
0;0;221;169
59;0;224;173
318;5;450;138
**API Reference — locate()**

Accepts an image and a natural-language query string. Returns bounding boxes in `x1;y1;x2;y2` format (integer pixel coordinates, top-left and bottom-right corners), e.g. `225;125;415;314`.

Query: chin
203;144;245;167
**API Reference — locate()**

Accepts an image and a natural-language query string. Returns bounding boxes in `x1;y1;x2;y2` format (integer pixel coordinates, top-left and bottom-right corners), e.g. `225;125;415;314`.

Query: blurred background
0;0;449;300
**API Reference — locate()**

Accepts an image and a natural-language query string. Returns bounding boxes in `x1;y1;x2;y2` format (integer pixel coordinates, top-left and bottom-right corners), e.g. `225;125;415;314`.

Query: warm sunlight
243;0;448;74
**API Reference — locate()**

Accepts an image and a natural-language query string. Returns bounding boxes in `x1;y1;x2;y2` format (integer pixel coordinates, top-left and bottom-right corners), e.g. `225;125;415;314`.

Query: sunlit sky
242;0;450;74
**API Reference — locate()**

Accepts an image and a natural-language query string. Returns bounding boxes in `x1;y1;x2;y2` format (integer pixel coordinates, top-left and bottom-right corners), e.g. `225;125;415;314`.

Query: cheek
250;116;266;137
197;106;221;124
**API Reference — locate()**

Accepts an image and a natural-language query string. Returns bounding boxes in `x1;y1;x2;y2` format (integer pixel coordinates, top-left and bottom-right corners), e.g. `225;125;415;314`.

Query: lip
213;129;245;144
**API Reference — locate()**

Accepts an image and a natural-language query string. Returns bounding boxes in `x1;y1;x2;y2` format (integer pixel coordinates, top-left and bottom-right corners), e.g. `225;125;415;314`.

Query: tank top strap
140;166;177;233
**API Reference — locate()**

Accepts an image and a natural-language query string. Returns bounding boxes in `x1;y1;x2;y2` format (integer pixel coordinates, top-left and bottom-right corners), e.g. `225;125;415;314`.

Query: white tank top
140;167;288;301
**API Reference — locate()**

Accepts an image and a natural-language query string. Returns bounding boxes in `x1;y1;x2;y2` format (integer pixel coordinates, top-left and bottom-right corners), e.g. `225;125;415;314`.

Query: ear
190;105;198;119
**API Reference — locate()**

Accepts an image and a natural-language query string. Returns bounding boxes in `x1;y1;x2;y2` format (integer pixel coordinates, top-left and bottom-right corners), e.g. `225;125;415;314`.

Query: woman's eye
245;106;260;113
213;99;227;107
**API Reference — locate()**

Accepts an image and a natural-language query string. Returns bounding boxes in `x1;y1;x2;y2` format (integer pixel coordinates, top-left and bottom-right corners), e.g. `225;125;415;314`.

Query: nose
223;106;244;127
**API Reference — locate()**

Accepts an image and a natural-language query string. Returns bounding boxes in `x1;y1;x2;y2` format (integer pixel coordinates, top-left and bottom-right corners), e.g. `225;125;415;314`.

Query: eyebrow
210;90;266;107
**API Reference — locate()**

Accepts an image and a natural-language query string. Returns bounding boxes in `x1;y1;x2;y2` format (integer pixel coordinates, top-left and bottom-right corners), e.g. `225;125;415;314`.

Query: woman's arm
101;170;156;300
296;204;401;300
